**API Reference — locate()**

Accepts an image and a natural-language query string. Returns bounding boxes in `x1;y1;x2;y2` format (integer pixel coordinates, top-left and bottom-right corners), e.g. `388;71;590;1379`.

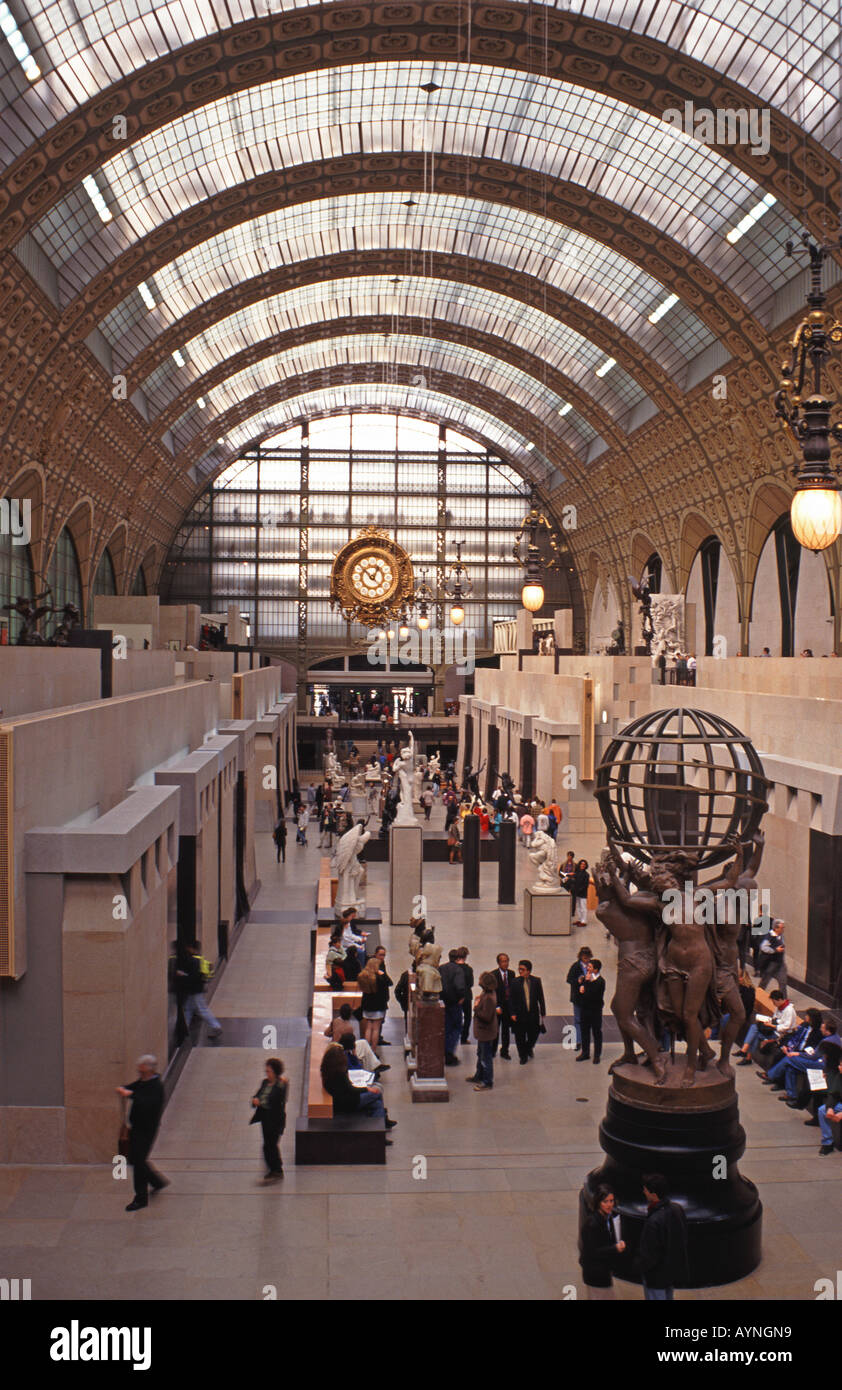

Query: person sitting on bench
319;1044;397;1135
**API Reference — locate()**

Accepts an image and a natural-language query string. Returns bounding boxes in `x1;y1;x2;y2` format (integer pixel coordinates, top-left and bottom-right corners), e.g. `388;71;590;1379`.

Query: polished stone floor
2;804;840;1301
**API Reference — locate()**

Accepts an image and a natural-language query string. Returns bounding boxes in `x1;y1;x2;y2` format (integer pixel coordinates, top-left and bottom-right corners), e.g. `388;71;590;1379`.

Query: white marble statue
349;768;366;795
364;759;383;814
332;821;371;917
427;750;441;778
528;830;561;893
324;750;342;783
412;763;425;803
392;732;419;826
650;594;685;659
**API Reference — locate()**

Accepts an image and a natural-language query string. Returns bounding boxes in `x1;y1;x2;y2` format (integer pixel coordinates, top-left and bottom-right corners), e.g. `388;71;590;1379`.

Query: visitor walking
638;1174;690;1300
249;1057;287;1181
509;959;546;1064
571;859;591;927
296;805;309;846
178;939;222;1037
577;958;606;1063
566;945;593;1049
467;972;501;1090
116;1055;168;1211
272;815;286;863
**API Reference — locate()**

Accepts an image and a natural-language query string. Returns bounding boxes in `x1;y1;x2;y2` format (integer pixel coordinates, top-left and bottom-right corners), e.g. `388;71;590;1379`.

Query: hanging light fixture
398;606;410;640
443;540;472;625
513;489;562;612
414;567;435;630
774;236;842;552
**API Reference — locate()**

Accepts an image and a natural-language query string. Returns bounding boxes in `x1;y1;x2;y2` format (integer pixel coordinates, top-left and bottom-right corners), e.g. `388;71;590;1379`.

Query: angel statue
392;732;419;826
332;820;371;917
528;830;559;893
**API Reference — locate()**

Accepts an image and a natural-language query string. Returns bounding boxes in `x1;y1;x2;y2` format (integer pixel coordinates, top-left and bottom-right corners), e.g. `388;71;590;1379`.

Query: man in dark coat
577;958;606;1064
116;1056;168;1211
492;952;516;1060
457;948;475;1045
638;1174;690;1299
439;949;467;1065
509;959;547;1064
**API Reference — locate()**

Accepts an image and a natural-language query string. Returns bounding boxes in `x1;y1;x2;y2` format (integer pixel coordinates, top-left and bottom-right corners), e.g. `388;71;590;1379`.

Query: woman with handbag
250;1058;288;1182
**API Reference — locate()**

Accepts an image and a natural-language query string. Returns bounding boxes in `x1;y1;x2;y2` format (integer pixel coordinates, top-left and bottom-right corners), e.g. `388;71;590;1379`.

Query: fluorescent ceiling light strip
196;396;206;409
647;292;679;324
82;174;112;223
137;281;155;310
172;348;185;367
595;356;616;378
725;192;777;245
0;2;39;80
557;402;572;416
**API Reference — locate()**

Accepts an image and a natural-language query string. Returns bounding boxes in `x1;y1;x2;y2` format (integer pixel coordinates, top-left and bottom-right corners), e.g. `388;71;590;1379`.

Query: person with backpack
249;1057;288;1182
177;939;222;1038
272;815;287;863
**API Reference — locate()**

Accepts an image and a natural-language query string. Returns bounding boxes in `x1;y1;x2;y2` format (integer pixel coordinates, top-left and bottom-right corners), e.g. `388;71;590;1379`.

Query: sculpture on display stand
332;820;371;918
392;732;419;826
583;706;771;1286
528;830;559;892
364;757;383;814
415;941;443;999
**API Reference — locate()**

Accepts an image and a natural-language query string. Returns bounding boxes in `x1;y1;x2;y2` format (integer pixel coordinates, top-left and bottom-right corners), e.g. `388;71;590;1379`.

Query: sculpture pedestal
389;823;422;925
409;997;449;1103
581;1059;761;1286
523;885;569;935
351;795;367;818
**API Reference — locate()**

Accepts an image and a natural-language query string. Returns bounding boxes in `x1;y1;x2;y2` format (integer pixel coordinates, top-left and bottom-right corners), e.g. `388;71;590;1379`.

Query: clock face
348;551;398;602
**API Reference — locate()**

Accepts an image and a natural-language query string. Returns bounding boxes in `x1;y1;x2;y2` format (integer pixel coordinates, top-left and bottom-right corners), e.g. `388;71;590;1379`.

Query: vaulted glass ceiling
0;1;837;171
140;275;649;424
197;384;559;485
31;64;801;318
168;333;601;458
98;191;711;385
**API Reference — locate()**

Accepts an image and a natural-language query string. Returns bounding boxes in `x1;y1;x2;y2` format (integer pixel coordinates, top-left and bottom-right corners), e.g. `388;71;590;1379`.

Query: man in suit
457;947;475;1045
492;952;516;1060
509;959;546;1064
577;958;606;1064
439;948;467;1065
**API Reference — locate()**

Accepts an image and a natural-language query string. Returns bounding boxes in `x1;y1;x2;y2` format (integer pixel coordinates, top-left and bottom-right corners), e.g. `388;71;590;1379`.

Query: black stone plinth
582;1063;762;1287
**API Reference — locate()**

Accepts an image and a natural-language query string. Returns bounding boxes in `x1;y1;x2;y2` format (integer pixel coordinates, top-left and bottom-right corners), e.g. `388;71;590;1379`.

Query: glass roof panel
0;3;837;172
95;190;707;386
139;274;648;421
27;62;799;319
167;332;601;459
194;382;559;485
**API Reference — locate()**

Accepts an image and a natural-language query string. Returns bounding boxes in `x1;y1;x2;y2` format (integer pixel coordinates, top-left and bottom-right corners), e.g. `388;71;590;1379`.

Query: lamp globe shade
790;486;842;552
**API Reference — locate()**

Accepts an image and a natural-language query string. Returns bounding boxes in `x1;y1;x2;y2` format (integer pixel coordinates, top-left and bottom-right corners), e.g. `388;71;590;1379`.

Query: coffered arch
156;316;622;454
0;5;837;255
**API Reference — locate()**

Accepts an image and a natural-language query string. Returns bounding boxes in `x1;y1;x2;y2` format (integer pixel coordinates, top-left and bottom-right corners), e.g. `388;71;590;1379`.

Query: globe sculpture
594;707;768;872
581;709;771;1287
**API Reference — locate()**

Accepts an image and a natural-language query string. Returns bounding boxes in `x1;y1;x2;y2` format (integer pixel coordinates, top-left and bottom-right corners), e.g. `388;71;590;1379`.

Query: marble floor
2;806;840;1302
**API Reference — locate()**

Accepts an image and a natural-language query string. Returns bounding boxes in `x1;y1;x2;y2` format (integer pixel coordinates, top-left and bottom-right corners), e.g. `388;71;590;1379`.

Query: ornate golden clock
330;527;415;626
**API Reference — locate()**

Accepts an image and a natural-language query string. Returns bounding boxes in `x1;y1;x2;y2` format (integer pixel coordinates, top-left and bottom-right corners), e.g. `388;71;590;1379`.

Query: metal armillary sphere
595;708;769;871
774;236;842;552
512;490;562;613
443;541;472;625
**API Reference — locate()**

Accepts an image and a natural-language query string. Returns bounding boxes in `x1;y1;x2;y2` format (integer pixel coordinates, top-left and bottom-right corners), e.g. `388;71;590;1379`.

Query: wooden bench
296;918;386;1163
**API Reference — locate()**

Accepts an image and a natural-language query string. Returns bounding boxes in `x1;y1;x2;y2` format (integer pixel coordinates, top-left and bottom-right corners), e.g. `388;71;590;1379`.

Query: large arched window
89;546;117;623
162;413;576;651
132;565;147;596
0;529;35;642
47;526;83;617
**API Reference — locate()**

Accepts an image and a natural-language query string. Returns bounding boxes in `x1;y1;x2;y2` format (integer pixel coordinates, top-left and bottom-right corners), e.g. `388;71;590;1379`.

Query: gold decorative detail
330;526;415;626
